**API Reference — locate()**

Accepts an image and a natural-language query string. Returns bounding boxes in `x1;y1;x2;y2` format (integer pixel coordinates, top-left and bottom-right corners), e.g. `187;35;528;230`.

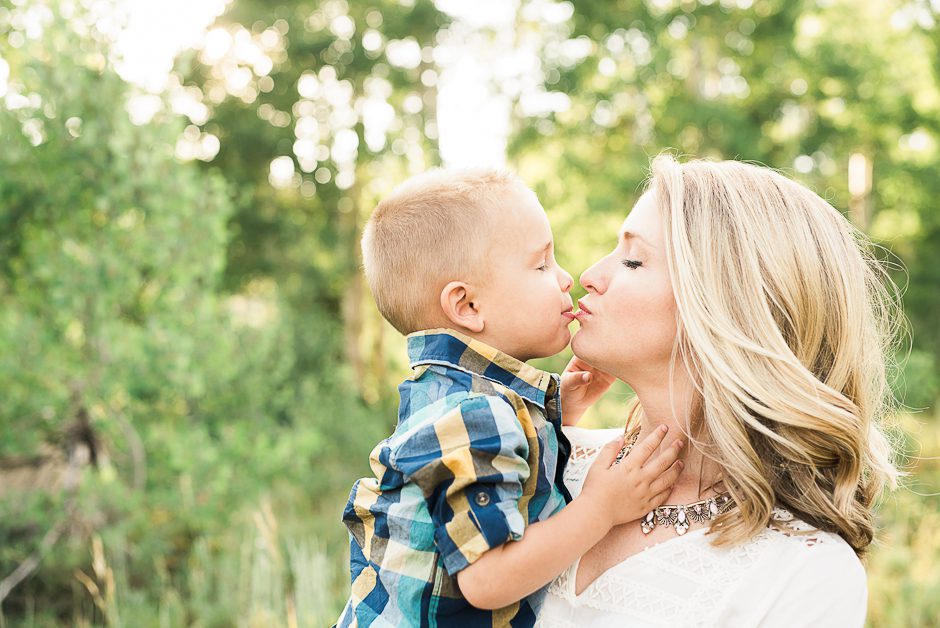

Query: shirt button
474;491;491;507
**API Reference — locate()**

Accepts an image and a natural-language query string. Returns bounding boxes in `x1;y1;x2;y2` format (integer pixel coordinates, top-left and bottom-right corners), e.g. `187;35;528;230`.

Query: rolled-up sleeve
392;394;531;575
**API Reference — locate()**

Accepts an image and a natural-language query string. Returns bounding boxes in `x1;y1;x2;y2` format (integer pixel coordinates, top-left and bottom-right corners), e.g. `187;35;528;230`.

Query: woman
537;156;900;626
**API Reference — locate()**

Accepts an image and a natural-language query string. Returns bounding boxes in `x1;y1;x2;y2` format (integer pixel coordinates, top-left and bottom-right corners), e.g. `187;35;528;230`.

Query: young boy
338;169;683;627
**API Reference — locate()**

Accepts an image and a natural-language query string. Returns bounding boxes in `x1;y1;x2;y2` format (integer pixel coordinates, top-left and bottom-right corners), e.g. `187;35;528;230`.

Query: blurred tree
182;0;447;405
0;3;297;619
0;0;454;621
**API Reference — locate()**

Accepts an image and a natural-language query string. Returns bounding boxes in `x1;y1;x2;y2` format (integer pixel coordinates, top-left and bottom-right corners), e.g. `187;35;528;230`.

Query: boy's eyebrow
528;241;552;261
533;241;552;254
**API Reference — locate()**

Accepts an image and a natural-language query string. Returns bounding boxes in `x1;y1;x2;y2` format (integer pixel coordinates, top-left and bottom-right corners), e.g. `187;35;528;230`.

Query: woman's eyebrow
620;230;651;247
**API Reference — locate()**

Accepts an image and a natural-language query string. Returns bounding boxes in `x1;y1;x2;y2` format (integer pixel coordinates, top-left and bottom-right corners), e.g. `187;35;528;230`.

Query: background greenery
1;0;937;625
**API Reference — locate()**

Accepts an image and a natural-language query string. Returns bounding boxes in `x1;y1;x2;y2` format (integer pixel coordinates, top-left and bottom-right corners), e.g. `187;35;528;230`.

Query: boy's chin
514;334;570;362
569;327;593;360
541;329;572;358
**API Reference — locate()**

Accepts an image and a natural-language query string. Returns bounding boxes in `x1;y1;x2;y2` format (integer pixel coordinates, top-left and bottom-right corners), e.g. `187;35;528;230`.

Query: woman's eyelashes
621;258;643;269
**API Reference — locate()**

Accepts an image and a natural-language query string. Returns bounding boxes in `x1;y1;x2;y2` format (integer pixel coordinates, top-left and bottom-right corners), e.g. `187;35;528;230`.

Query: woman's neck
629;372;723;501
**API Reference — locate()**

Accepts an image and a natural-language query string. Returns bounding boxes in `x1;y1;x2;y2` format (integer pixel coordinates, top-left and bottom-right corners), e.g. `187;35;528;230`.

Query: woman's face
571;191;679;381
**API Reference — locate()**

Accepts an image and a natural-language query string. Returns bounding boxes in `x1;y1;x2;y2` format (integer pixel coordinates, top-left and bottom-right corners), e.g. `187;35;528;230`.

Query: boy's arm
559;356;617;426
457;427;683;610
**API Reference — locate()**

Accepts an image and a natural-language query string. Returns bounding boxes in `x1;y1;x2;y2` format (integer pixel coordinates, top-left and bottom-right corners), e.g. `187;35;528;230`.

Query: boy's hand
454;427;682;610
579;426;684;528
560;356;616;425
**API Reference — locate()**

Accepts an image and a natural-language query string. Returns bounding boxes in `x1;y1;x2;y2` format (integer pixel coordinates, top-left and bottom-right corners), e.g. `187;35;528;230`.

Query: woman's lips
573;299;593;321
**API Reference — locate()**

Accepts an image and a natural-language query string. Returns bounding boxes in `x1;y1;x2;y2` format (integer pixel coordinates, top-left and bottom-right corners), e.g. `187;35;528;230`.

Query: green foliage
867;414;940;626
1;0;938;626
0;5;378;624
0;17;234;457
181;0;445;396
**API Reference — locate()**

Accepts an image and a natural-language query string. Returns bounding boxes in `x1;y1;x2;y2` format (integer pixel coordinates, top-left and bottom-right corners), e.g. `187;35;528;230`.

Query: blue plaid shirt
338;329;572;627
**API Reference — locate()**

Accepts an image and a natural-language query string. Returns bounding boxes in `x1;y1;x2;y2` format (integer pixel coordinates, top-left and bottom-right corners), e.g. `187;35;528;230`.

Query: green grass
51;498;350;628
866;413;940;627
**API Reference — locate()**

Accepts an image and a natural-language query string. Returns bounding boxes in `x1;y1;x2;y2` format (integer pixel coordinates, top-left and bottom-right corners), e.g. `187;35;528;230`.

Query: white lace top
536;427;867;628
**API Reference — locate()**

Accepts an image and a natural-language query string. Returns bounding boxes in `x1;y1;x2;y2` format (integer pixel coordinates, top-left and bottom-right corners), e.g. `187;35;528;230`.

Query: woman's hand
560;355;616;426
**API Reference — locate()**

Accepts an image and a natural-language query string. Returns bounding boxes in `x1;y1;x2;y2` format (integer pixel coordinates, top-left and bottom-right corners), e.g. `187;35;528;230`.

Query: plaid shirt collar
406;328;558;409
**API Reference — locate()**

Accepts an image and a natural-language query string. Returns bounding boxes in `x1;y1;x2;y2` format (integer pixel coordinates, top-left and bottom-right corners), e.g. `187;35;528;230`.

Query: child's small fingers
649;488;673;509
596;438;624;468
643;439;684;476
650;461;683;495
633;425;669;465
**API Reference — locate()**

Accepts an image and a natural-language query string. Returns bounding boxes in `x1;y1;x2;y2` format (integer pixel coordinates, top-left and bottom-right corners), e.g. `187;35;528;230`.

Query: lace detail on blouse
570;444;605;463
560;427;622;494
562;448;597;489
768;507;829;547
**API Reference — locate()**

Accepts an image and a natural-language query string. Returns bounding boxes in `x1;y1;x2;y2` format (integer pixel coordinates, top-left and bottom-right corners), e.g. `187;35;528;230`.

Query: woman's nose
580;259;605;294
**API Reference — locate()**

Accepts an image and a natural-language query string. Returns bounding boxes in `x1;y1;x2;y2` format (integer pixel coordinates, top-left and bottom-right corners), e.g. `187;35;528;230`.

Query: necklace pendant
641;511;655;535
675;507;689;535
621;432;734;538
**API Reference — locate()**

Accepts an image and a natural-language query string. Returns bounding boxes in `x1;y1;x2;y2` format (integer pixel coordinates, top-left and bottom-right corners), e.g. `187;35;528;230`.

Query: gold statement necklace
616;428;736;536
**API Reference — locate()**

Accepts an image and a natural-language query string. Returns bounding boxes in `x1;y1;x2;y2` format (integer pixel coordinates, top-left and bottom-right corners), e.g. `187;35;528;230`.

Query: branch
0;519;69;603
0;442;87;605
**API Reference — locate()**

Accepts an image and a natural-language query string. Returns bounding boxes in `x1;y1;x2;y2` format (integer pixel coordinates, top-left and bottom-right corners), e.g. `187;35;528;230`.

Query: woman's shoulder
720;508;867;626
765;508;863;561
733;507;865;582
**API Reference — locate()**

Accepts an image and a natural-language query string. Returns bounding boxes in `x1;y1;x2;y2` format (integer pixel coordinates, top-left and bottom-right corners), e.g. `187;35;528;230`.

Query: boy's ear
440;281;484;333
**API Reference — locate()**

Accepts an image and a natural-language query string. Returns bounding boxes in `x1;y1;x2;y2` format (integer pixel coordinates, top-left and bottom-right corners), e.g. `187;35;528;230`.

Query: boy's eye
621;259;643;269
537;264;548;271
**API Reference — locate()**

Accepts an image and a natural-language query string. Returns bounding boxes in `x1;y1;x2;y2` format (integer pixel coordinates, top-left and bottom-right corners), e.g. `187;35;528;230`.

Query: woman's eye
621;259;643;269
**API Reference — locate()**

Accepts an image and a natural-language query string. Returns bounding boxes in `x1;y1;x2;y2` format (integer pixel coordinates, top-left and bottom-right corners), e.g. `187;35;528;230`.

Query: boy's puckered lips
562;305;576;320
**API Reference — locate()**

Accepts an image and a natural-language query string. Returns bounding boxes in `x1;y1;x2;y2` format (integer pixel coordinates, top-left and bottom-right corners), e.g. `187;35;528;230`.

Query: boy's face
476;188;574;361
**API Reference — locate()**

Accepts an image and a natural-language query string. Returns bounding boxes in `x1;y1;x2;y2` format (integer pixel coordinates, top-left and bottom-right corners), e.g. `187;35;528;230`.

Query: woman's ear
440;281;484;333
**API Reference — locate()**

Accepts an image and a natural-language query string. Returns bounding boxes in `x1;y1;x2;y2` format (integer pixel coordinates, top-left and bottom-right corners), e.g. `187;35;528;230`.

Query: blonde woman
536;156;900;627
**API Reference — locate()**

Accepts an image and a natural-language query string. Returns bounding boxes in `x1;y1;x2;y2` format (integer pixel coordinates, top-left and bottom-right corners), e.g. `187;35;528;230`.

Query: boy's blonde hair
362;168;527;334
639;155;901;556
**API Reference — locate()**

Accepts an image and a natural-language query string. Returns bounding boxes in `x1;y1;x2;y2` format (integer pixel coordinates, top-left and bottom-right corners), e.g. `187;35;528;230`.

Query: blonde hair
645;155;901;555
361;168;526;334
